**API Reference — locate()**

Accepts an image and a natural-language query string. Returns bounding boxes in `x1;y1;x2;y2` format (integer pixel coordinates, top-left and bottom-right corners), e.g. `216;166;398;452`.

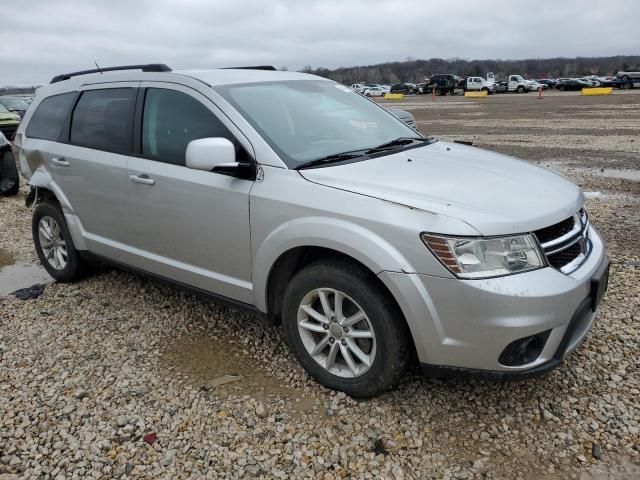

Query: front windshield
215;80;418;168
0;97;28;109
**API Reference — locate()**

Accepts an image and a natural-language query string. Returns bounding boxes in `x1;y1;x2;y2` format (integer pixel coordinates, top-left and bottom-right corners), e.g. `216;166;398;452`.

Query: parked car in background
390;82;414;94
526;80;546;90
350;84;366;94
0;102;21;140
557;79;588;91
493;81;509;93
579;78;600;87
0;130;19;196
464;76;496;93
616;69;640;81
386;108;417;130
0;96;30;118
363;86;386;97
594;77;617;87
537;79;558;89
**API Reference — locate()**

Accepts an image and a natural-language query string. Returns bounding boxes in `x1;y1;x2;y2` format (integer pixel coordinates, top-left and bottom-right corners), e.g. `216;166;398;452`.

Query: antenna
94;61;103;74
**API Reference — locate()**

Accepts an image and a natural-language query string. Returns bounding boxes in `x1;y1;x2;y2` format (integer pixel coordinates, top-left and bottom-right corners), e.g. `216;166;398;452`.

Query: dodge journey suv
16;64;609;397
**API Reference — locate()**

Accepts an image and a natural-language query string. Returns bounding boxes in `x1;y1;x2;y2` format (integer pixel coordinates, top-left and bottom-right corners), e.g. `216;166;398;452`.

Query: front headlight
421;233;546;279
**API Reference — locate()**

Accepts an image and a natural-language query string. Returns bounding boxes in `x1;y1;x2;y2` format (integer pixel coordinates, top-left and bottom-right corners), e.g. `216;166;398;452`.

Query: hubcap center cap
329;323;343;339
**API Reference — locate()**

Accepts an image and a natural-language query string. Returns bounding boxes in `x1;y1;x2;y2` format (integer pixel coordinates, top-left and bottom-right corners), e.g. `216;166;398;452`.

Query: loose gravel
2;92;640;479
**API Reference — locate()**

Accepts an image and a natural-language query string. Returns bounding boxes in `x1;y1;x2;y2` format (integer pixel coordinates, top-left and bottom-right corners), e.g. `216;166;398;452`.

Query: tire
622;75;629;81
281;260;411;397
32;201;87;282
516;86;524;93
481;87;489;94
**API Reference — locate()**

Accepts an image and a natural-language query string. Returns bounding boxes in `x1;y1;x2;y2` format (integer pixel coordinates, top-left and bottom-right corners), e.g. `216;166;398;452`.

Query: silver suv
16;64;609;397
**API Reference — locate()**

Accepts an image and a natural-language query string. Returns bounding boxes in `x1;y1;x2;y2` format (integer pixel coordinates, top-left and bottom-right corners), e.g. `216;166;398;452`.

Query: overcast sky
1;0;638;85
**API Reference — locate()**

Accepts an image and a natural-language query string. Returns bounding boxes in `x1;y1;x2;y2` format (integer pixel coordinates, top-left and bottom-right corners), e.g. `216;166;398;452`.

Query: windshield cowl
295;137;435;170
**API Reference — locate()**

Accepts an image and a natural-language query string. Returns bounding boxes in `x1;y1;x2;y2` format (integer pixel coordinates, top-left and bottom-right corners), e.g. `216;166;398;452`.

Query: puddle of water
592;168;640;182
161;335;318;416
584;191;607;199
0;249;53;296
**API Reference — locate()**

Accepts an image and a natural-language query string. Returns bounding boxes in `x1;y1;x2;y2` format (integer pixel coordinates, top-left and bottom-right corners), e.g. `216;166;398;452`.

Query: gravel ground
1;91;639;479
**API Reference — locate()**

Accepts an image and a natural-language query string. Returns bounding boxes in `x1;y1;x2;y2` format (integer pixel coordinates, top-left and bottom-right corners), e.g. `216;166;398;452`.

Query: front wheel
516;86;525;93
282;260;411;397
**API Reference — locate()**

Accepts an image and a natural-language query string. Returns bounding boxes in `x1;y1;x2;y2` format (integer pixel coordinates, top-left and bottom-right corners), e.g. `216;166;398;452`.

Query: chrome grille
534;209;591;274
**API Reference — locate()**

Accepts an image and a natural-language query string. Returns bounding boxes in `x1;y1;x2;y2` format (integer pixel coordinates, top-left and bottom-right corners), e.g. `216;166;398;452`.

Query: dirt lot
1;90;639;479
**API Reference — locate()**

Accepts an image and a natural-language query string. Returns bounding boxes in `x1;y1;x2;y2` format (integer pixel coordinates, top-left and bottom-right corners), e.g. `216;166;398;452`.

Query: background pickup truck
507;75;531;93
465;76;496;93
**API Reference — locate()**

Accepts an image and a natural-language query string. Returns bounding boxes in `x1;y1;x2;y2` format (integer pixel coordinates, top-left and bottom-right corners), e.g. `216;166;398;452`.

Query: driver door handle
129;174;155;186
51;157;70;167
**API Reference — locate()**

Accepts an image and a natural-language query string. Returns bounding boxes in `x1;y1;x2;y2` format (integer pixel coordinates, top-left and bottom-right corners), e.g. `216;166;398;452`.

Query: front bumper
378;226;608;376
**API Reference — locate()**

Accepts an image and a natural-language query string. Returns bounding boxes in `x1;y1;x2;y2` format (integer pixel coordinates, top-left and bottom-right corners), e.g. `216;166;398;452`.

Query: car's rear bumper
378;227;608;376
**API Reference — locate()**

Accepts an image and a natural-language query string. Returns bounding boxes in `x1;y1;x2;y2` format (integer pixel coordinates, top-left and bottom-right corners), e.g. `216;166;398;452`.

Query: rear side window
70;88;135;153
25;93;76;141
141;88;233;166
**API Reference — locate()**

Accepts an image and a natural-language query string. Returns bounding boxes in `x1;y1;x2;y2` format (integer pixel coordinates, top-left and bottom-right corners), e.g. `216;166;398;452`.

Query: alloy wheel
38;216;68;270
297;288;376;378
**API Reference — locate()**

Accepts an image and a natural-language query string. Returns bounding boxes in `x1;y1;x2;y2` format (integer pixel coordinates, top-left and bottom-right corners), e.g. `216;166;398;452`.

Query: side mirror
185;137;254;179
186;137;236;171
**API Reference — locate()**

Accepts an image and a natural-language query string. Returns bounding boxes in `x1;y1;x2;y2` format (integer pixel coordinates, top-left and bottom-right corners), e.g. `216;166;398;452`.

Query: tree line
303;56;640;84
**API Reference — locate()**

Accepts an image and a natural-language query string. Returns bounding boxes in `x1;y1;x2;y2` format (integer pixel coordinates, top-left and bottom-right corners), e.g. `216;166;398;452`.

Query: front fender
252;216;413;312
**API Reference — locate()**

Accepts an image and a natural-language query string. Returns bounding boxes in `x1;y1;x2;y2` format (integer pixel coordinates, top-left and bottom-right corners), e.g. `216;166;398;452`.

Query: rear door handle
51;157;70;167
129;174;155;185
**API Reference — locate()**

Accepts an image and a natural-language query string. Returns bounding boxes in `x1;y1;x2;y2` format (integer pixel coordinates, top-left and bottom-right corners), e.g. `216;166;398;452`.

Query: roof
177;69;320;86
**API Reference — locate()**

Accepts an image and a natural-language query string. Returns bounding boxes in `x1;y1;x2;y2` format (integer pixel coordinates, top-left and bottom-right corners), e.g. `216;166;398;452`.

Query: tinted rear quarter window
25;93;76;141
71;88;136;153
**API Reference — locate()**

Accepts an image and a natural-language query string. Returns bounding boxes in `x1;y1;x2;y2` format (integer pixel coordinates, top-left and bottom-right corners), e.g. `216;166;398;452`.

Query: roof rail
223;66;277;71
50;64;172;84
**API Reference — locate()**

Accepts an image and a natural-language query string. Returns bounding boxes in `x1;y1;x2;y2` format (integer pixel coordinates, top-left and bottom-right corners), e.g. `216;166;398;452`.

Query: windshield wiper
295;137;430;170
295;150;368;170
365;136;430;153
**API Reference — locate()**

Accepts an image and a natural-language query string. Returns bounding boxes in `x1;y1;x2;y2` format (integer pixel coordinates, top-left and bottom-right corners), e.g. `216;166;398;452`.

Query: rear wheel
281;260;411;397
32;202;87;282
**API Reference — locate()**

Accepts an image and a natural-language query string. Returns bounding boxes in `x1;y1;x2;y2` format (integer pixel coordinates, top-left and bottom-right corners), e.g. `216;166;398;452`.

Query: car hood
299;141;584;236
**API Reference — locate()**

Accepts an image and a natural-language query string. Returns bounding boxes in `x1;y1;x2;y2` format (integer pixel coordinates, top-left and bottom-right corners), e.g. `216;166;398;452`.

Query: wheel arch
27;169;87;250
253;218;414;316
263;244;419;365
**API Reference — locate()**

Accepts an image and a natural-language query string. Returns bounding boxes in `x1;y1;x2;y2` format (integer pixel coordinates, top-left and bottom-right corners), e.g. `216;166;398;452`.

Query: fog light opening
499;330;552;367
